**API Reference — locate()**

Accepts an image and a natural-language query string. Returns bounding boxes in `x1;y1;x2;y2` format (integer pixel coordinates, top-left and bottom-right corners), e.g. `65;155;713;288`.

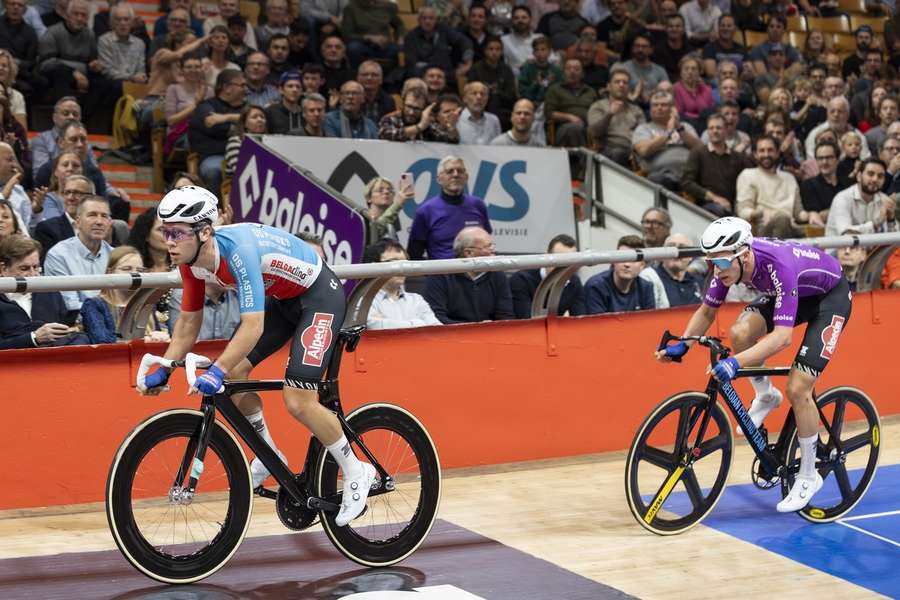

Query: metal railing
2;232;899;341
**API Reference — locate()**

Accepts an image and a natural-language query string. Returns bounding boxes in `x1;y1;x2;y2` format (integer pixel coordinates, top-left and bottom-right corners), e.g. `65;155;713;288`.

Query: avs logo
301;312;334;367
326;152;530;221
820;315;845;360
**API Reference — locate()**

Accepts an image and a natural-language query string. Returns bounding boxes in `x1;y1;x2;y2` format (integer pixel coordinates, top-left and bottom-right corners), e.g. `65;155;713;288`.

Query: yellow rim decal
872;425;880;448
809;508;825;519
644;464;686;524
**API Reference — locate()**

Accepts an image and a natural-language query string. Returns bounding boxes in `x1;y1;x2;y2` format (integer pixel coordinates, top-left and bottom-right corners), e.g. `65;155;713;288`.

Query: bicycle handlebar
136;352;219;394
657;330;731;362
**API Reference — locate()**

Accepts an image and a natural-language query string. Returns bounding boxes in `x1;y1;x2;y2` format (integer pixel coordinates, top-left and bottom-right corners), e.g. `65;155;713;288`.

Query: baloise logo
326;151;531;221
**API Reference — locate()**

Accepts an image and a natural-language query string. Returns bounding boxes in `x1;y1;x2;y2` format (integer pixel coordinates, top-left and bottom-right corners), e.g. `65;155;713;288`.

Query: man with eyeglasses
424;226;513;324
878;134;900;195
799;141;841;230
243;51;279;107
408;156;491;260
44;194;113;310
32;173;93;257
378;88;457;143
657;216;853;513
323;80;378;139
0;235;89;349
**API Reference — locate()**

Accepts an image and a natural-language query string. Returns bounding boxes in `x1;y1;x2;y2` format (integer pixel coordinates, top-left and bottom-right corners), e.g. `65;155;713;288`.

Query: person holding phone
361;173;415;243
0;235;89;349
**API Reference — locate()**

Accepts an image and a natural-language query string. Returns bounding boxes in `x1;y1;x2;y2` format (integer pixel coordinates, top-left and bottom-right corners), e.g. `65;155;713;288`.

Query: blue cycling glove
665;342;689;359
194;364;226;396
144;367;170;390
712;357;740;384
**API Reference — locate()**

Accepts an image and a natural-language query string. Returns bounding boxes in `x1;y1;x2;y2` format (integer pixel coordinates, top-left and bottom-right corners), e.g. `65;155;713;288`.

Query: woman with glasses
80;245;171;343
29;151;83;224
657;216;853;514
361;174;415;243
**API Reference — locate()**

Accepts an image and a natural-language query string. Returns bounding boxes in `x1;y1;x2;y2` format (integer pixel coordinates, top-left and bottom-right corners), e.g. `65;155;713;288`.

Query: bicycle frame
170;326;390;511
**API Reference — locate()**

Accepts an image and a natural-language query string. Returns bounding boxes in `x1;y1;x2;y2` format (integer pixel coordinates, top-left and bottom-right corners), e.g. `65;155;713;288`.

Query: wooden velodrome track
1;417;896;599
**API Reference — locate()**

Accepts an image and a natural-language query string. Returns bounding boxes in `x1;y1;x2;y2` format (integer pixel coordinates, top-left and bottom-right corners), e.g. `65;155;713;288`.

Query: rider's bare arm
211;311;265;374
731;325;792;368
680;303;718;343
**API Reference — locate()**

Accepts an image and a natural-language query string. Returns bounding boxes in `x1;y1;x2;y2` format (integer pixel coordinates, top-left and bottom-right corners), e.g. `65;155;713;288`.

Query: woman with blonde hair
80;245;171;343
0;50;26;129
362;174;415;242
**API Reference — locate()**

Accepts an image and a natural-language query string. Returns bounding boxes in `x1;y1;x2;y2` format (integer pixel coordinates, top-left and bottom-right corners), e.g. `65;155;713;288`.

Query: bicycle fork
169;400;218;506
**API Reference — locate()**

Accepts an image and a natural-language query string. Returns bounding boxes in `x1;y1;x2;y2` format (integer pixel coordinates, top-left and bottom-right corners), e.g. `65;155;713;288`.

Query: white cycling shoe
737;388;784;434
250;450;287;489
777;473;823;513
335;463;377;527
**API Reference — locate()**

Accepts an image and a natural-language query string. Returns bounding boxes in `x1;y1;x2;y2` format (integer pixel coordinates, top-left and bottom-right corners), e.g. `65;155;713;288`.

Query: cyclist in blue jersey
655;217;852;512
138;186;375;527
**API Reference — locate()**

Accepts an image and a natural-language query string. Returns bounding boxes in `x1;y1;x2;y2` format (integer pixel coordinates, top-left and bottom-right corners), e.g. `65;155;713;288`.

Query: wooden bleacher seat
122;81;149;99
239;0;260;26
786;15;806;32
838;0;867;14
831;32;857;53
807;15;851;34
849;15;888;34
788;31;807;49
742;30;768;48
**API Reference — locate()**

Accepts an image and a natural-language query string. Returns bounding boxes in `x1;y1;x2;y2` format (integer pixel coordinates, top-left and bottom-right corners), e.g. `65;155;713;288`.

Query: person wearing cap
265;70;304;134
203;0;257;49
842;25;875;79
747;15;802;78
751;42;788;93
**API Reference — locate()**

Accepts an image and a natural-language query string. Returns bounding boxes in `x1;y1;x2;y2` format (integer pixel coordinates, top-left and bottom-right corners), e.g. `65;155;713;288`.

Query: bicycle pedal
307;495;340;513
254;485;278;500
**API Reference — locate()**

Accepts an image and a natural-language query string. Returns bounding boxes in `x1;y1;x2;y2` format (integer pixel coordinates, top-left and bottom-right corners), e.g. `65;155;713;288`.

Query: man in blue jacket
585;234;656;314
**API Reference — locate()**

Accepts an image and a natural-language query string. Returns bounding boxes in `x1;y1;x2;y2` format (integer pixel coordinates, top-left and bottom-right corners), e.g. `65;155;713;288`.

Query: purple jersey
704;238;844;326
409;194;492;259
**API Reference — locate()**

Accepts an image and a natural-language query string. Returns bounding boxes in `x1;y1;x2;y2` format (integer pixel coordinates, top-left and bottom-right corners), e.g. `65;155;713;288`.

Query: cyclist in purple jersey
655;217;853;513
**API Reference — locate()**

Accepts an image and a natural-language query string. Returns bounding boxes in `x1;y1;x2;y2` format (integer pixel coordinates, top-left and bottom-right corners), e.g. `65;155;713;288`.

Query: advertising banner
260;136;576;253
228;137;367;266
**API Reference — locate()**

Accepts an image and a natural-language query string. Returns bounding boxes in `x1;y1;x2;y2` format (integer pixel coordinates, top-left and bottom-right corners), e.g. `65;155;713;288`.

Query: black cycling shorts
744;276;852;378
246;267;346;390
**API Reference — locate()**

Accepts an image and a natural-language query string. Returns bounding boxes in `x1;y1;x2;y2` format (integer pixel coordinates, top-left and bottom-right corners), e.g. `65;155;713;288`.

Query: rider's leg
231;358;286;487
731;311;783;427
777;367;823;512
283;386;375;526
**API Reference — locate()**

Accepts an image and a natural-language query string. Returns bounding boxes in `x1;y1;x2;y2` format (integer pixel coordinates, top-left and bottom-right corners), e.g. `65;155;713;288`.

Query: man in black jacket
188;68;245;195
32;173;92;258
425;227;514;324
510;233;585;318
404;6;472;82
0;235;87;349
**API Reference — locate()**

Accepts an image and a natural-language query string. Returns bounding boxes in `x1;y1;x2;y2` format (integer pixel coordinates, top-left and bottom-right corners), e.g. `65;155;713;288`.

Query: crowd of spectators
2;0;900;349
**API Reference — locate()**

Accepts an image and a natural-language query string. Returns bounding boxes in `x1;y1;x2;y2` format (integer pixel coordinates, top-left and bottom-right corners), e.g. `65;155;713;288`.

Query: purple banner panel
229;136;367;267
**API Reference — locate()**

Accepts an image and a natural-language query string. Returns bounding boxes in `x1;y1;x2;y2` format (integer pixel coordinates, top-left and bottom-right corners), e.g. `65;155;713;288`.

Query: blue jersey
178;223;323;314
704;238;844;327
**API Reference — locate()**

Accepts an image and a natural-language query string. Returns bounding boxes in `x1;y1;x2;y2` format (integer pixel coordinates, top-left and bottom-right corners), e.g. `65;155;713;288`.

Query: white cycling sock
799;434;818;479
750;375;774;398
246;410;277;450
326;435;364;479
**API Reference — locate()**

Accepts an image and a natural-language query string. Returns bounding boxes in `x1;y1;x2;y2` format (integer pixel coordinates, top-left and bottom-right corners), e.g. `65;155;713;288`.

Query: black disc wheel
626;392;734;535
315;403;441;566
782;387;880;523
106;410;253;583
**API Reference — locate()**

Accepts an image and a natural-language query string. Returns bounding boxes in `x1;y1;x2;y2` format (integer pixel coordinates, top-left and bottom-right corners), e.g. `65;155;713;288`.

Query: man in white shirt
362;239;441;330
679;0;721;47
805;96;871;161
826;157;897;236
457;81;502;145
501;5;539;76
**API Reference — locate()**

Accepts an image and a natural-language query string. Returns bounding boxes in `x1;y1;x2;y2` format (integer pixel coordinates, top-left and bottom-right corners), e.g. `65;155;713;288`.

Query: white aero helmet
700;217;753;254
157;185;219;225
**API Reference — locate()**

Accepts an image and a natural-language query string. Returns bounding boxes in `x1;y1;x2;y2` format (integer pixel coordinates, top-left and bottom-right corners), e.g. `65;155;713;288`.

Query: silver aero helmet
700;217;753;254
157;185;219;225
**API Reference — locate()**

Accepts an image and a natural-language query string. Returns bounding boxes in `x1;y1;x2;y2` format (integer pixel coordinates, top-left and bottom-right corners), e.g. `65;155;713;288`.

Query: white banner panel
260;136;576;253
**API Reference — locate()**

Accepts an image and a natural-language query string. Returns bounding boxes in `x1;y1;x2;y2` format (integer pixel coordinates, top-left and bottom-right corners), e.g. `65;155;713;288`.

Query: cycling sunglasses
707;247;748;270
161;225;201;242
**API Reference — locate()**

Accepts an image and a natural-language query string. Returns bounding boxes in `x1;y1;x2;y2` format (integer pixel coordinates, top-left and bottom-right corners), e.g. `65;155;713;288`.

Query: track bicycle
106;326;441;584
625;330;880;535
